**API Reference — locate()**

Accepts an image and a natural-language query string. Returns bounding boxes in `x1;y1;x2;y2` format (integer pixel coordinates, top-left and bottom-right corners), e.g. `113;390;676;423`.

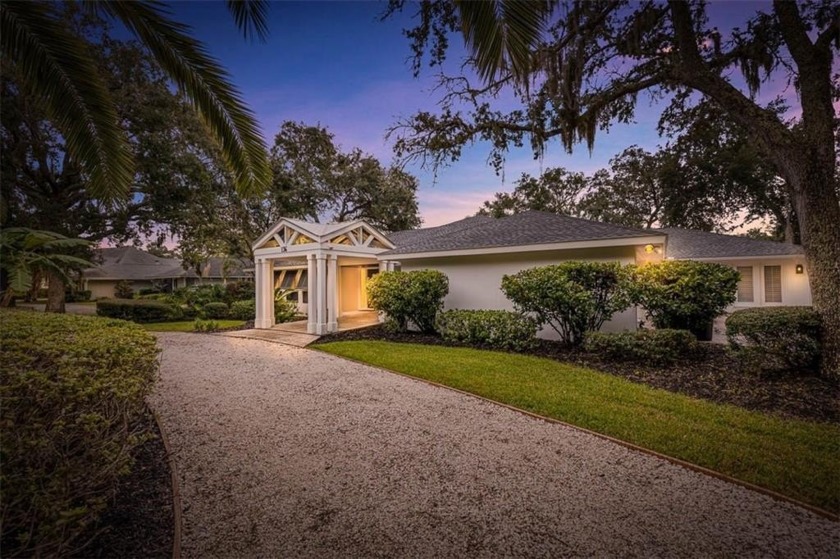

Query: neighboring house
82;247;251;299
251;212;812;336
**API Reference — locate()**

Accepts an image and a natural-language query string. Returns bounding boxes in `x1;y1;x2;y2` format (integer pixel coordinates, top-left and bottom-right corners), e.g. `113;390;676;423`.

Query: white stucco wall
399;246;640;339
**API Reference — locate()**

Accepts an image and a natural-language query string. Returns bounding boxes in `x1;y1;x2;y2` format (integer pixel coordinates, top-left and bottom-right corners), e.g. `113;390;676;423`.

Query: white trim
382;235;667;260
682;254;802;262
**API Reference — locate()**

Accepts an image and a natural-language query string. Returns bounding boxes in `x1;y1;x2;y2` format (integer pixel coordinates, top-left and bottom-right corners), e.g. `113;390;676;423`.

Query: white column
379;260;388;273
254;258;265;328
327;254;338;332
307;254;317;334
316;254;327;334
263;258;275;327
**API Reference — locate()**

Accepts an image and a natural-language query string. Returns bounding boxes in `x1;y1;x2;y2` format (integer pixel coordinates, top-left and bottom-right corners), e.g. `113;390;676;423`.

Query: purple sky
170;1;805;227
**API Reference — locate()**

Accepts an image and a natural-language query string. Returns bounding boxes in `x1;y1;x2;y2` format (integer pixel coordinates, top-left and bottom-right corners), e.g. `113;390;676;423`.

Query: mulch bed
315;325;840;425
74;409;175;559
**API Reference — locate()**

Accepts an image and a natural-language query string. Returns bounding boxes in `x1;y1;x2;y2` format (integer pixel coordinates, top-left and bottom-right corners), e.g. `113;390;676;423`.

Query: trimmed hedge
437;309;538;351
367;270;449;333
229;299;256;321
96;298;179;323
0;310;159;557
202;302;229;319
726;307;822;373
584;329;698;365
64;289;92;302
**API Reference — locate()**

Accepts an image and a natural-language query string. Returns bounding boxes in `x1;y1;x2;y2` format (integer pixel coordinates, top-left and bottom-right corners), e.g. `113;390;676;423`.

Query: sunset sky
170;1;802;227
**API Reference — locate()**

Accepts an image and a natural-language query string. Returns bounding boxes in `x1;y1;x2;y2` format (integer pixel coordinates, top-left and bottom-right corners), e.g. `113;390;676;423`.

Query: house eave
381;235;668;261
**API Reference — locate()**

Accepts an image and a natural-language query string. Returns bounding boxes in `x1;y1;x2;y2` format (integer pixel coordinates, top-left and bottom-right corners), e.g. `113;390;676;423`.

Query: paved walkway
217;328;320;347
151;333;839;558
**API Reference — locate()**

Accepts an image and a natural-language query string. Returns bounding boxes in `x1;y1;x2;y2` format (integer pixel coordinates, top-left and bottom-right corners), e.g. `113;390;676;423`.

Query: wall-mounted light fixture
795;264;804;274
644;244;662;255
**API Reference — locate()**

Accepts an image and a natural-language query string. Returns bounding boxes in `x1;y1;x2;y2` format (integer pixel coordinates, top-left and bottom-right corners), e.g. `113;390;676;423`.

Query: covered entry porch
251;218;398;334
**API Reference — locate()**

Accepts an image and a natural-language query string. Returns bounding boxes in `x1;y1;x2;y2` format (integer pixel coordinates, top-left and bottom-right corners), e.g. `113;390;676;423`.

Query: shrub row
0;310;159;557
437;310;538;351
726;307;822;372
584;329;698;365
96;298;178;323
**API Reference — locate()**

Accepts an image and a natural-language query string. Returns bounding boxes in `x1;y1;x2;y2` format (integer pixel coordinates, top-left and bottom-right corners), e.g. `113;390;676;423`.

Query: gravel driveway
150;333;839;558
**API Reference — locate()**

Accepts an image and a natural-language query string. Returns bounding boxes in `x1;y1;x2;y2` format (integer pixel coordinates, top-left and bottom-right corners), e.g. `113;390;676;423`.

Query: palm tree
0;228;92;311
0;0;271;202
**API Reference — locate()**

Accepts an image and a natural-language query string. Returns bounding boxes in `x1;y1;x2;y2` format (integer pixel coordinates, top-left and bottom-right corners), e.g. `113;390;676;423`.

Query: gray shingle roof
84;248;252;281
84;247;187;280
656;228;804;259
383;211;661;256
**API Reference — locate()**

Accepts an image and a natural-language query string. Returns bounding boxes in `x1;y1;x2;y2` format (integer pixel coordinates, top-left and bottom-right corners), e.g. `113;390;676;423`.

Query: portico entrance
251;218;398;334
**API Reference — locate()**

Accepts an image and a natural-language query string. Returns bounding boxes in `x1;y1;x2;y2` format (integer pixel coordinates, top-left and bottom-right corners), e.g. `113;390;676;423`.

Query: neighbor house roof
83;247;187;281
656;228;804;259
84;247;252;281
383;211;664;256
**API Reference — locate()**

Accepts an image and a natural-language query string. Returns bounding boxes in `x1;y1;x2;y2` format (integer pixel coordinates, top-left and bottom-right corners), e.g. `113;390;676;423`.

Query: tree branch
773;0;816;66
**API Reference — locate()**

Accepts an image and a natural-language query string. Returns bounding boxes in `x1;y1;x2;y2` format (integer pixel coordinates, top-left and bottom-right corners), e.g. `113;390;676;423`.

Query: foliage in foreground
317;341;840;513
367;270;449;333
584;329;698;365
0;310;159;557
501;262;632;345
437;309;537;351
630;261;739;338
727;307;823;373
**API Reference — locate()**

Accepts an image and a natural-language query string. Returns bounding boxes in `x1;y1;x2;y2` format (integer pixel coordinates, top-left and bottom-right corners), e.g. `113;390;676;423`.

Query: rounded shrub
0;310;159;557
584;329;698;365
630;261;739;340
501;262;632;346
113;280;134;299
229;299;256;321
437;309;538;351
367;270;449;333
202;301;230;319
726;306;822;373
225;280;255;304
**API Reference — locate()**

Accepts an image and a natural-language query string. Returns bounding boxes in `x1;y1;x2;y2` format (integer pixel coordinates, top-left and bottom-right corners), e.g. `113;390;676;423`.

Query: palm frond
0;2;134;201
98;1;271;197
455;0;551;84
226;0;269;42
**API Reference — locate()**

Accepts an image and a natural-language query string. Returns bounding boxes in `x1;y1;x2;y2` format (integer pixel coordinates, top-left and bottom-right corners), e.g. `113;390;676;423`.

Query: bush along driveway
151;333;838;558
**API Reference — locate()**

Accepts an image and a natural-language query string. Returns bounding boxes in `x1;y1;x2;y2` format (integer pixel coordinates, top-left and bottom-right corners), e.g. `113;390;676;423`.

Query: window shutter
764;266;782;303
736;266;754;302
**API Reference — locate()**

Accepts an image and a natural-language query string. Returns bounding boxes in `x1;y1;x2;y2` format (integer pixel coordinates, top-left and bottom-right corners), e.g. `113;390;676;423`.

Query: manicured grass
316;341;840;514
141;320;245;332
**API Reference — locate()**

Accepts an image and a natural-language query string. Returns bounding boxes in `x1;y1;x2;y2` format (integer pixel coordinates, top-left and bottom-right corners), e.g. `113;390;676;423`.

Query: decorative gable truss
327;225;390;249
252;219;393;253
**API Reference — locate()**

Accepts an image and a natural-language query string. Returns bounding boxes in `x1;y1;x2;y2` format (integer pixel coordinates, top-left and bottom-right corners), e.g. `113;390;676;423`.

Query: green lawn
141;320;245;332
316;341;840;514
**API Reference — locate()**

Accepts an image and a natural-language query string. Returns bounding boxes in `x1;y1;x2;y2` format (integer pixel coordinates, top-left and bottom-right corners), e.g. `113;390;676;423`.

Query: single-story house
82;247;252;299
250;212;810;335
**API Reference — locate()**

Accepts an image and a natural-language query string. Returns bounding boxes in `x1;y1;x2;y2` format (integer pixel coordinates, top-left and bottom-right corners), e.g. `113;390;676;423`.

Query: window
736;266;754;303
764;265;782;303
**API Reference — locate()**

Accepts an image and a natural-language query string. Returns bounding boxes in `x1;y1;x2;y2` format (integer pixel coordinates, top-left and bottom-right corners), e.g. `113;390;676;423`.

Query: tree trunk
789;162;840;378
45;271;66;313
